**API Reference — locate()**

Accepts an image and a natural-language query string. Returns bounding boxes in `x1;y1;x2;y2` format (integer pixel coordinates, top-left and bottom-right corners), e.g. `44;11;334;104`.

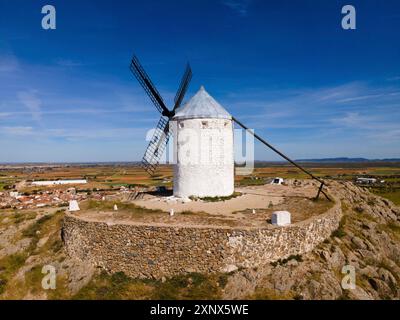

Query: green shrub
332;228;346;238
199;192;241;202
0;253;28;293
154;272;220;300
0;278;8;294
270;254;303;266
332;215;347;238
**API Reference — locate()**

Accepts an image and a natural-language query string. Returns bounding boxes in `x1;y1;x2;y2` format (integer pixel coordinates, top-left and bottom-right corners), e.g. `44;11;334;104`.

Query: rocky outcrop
222;181;400;300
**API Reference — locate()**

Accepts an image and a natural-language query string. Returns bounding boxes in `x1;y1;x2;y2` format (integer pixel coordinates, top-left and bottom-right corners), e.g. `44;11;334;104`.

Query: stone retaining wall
62;201;341;279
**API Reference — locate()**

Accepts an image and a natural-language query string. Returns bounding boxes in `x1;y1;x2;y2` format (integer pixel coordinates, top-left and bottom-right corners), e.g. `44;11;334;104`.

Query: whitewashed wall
172;118;234;198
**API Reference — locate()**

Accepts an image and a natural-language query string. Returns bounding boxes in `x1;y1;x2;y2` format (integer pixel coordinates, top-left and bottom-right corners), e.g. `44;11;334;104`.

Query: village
0;178;141;211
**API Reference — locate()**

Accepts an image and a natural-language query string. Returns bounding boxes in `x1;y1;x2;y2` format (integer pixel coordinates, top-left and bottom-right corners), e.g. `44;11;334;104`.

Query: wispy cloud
0;53;19;72
0;112;13;119
45;127;145;140
336;92;400;103
223;81;400;153
0;126;145;141
55;58;83;68
0;107;156;119
387;76;400;81
330;112;378;128
0;126;34;136
17;90;42;122
226;83;365;129
222;0;251;16
369;129;400;141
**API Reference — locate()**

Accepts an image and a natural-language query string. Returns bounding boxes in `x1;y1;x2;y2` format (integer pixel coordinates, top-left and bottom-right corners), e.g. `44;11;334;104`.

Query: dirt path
132;183;318;216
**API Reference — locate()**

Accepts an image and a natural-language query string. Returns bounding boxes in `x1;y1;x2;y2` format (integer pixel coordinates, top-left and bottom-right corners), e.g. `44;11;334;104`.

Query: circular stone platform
62;180;342;279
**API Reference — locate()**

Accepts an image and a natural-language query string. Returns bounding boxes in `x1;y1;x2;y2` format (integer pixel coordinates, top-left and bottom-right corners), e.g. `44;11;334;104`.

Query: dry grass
245;287;294;300
233;196;334;224
73;271;225;300
0;210;66;299
274;197;334;223
371;188;400;206
81;199;164;215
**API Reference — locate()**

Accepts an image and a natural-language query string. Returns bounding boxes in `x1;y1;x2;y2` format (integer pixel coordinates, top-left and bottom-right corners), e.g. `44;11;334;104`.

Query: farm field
1;161;400;205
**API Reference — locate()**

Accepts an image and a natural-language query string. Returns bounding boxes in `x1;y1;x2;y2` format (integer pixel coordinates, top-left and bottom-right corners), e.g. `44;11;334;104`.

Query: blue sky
0;0;399;162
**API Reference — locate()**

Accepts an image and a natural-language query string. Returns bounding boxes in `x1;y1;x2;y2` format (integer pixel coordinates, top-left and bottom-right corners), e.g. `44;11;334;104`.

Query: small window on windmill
224;121;228;127
202;121;208;128
179;122;184;129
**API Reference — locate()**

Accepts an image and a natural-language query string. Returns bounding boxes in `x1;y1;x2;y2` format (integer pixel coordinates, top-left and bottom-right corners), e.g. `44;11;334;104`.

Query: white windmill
171;86;234;198
129;54;331;201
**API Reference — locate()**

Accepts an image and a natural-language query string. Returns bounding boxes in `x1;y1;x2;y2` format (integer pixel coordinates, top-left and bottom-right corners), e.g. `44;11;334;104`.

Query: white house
270;177;284;185
31;179;88;186
356;177;377;184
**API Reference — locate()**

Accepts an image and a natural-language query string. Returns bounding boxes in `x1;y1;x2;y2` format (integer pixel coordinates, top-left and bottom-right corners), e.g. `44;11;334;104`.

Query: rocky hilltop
223;181;400;299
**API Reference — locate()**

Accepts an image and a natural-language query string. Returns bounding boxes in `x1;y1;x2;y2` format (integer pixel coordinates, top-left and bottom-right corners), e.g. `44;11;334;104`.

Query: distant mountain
295;157;400;163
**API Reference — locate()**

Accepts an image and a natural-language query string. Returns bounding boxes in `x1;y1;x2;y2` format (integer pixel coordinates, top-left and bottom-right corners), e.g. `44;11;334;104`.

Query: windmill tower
171;86;234;198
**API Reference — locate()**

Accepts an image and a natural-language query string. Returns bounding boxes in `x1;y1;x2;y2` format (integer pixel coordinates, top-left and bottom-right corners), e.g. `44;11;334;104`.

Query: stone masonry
62;201;342;279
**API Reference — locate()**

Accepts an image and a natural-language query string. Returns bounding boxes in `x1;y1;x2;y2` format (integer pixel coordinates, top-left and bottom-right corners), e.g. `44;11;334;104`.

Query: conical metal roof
173;86;231;120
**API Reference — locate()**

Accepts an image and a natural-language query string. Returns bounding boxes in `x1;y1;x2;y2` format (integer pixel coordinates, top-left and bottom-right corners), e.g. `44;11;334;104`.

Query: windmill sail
173;63;192;112
129;55;170;115
129;54;192;175
141;116;172;175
